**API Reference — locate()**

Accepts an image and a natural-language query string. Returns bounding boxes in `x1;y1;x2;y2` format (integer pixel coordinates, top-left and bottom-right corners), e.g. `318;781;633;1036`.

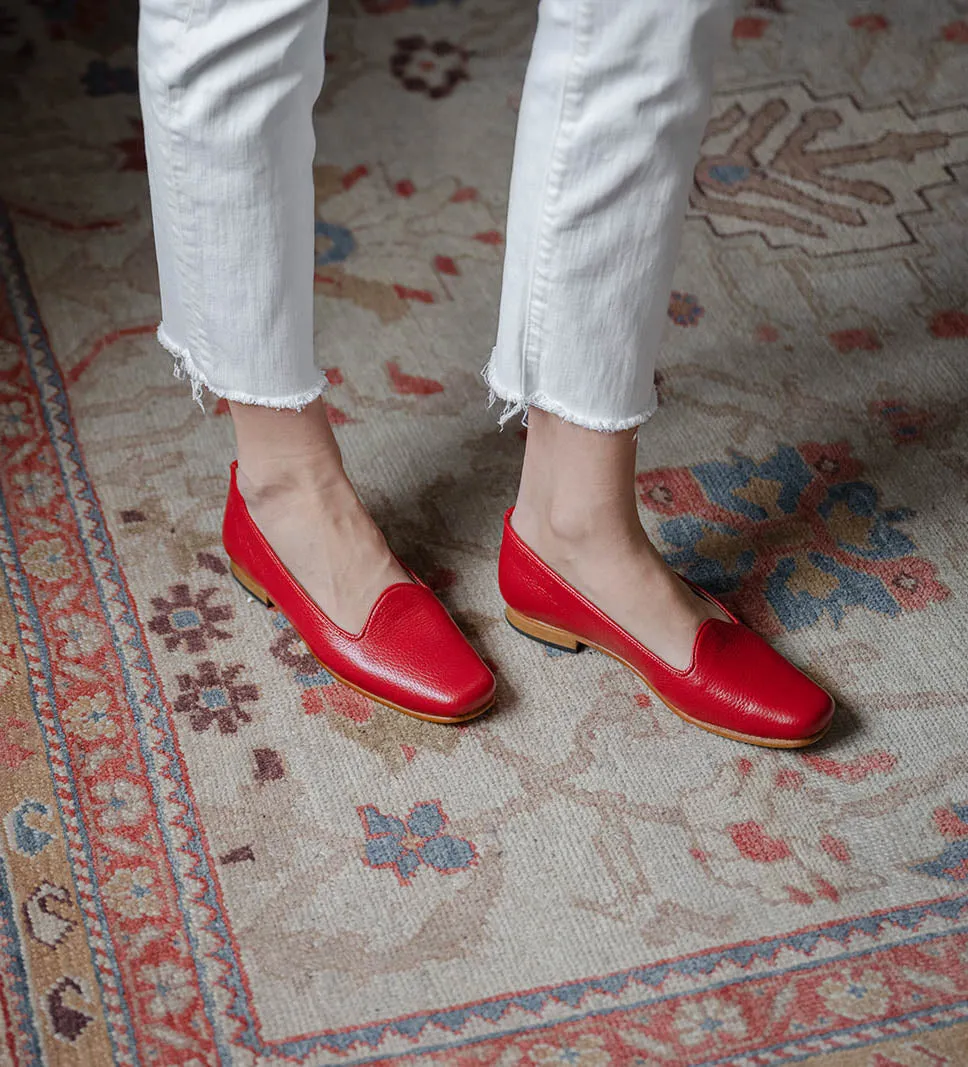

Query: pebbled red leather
222;462;495;721
499;508;834;744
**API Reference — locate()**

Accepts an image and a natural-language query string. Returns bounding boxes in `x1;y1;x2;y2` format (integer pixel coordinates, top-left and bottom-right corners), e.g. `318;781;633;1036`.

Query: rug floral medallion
2;1;968;1065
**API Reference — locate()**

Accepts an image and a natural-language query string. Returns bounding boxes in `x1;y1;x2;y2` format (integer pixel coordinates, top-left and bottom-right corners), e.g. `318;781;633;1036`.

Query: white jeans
139;0;732;430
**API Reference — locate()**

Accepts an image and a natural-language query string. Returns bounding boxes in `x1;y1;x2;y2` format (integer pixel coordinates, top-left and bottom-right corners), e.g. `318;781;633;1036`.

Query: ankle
230;397;348;498
236;458;351;510
514;407;643;548
513;495;643;557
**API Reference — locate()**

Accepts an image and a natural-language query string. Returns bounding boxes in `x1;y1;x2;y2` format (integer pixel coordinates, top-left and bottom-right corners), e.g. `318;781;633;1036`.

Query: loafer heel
505;606;582;653
230;560;273;607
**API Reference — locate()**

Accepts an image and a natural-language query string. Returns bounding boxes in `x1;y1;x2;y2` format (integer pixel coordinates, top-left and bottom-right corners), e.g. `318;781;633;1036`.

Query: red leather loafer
499;508;834;747
222;462;495;723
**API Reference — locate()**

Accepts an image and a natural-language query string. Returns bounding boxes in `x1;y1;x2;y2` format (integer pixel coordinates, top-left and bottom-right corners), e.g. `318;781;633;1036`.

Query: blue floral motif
314;221;356;266
667;290;705;327
358;800;477;885
638;440;948;635
912;805;968;882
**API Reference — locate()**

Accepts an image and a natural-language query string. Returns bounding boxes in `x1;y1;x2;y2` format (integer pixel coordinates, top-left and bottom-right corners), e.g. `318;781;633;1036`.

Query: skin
230;399;726;665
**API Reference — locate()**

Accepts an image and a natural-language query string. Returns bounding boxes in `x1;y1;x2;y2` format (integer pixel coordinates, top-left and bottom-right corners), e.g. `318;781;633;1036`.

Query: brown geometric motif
690;82;968;255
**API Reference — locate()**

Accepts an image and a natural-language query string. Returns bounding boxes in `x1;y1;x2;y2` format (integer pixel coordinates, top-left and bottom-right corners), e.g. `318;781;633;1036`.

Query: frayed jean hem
482;358;658;433
157;325;328;412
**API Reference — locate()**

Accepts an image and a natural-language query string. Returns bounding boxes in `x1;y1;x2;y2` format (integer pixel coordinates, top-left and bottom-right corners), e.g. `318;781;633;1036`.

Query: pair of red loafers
222;463;834;747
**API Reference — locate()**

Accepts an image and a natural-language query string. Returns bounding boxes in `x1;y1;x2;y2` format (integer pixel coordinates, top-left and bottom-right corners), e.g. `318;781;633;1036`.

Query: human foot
236;464;410;634
228;397;409;634
512;406;727;671
509;504;726;671
499;508;833;746
223;399;494;721
224;463;494;721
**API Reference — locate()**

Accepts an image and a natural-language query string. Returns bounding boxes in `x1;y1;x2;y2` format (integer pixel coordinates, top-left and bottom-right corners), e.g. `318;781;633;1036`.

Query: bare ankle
230;397;348;497
236;457;348;503
514;406;644;546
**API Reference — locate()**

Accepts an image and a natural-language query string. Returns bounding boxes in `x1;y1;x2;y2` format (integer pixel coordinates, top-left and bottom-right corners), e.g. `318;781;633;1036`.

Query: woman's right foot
223;398;493;722
235;462;409;635
505;406;833;746
223;462;495;722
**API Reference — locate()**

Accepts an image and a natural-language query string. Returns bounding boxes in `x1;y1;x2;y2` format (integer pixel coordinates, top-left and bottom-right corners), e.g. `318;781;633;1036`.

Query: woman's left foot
500;507;834;747
510;502;728;671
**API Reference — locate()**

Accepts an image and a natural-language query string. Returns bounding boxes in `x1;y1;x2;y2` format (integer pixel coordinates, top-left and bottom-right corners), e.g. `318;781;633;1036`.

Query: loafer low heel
505;606;582;653
230;560;273;607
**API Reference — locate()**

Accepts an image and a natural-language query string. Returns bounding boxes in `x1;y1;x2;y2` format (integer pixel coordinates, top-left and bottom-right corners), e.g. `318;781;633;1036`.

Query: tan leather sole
230;561;492;725
505;605;830;749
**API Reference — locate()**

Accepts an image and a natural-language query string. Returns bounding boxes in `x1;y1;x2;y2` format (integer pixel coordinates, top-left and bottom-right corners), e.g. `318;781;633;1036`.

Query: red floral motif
0;718;33;770
796;440;864;481
829;327;881;352
393;284;434;304
386;360;444;395
814;878;840;902
301;684;373;723
434;255;459;276
733;16;769;38
114;117;145;171
341;164;368;189
929;308;968;337
729;821;792;862
820;835;852;862
878;557;946;611
637;465;709;517
941;20;968;43
848;14;889;32
913;806;968;882
934;807;968;839
870;399;933;445
801;749;897;782
325;403;353;425
755;323;779;342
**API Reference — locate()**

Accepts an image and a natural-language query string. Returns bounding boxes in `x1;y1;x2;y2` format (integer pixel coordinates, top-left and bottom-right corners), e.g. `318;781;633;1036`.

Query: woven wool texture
1;1;968;1064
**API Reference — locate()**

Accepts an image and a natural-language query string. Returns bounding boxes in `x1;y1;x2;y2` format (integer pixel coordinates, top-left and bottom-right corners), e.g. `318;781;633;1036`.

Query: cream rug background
1;1;967;1063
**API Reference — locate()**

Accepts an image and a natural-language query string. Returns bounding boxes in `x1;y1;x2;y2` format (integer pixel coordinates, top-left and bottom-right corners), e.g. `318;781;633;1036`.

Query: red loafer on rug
498;508;834;747
222;462;495;723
